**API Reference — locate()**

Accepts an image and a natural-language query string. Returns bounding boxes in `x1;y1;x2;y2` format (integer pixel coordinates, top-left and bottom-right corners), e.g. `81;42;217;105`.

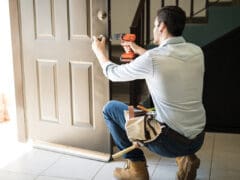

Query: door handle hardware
97;10;107;21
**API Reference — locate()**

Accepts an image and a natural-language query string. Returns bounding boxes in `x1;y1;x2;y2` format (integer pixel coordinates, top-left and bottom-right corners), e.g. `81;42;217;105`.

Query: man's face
153;18;160;45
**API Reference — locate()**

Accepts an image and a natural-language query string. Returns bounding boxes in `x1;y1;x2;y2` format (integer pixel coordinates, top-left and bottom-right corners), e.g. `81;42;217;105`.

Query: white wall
111;0;139;44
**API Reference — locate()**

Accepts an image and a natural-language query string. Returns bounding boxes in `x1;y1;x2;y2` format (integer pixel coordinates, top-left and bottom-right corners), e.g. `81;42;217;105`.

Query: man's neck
159;32;173;45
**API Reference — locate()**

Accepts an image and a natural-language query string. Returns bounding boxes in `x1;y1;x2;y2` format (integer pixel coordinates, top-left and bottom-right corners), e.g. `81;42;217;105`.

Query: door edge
9;0;27;142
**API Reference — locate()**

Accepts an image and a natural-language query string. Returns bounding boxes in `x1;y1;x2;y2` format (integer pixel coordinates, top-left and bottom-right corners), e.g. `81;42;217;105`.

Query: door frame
9;0;27;142
9;0;112;143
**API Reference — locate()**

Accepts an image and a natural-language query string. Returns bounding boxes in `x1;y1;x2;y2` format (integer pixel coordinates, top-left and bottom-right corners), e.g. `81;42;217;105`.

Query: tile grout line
208;133;216;180
91;162;107;180
34;153;85;180
149;156;162;178
34;152;64;180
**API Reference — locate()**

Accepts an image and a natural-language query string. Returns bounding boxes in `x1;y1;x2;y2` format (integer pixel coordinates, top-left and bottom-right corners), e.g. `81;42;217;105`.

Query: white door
18;0;111;158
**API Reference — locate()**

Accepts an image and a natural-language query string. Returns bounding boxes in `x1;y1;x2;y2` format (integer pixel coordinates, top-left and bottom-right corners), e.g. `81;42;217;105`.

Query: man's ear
159;22;166;33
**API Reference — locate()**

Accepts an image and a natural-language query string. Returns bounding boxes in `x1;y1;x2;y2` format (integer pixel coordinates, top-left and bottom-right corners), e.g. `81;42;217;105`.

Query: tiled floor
1;121;240;180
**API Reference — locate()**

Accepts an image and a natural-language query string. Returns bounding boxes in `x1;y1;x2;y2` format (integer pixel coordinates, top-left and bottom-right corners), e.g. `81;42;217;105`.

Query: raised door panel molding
67;0;90;40
33;0;55;39
36;59;59;122
69;61;94;128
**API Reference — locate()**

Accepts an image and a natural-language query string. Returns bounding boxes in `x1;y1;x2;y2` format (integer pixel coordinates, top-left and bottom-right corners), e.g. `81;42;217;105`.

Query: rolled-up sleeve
100;52;153;82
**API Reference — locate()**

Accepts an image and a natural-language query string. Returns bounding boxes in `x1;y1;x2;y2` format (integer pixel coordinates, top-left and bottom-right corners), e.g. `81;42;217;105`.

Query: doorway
0;0;17;138
0;0;32;168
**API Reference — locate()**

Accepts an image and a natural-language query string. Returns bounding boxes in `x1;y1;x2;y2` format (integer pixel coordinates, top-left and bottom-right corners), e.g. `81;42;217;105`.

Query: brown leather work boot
113;159;149;180
176;154;200;180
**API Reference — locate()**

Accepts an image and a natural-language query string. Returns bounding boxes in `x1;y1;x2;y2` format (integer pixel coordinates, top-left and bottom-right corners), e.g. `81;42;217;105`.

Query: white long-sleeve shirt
101;36;206;139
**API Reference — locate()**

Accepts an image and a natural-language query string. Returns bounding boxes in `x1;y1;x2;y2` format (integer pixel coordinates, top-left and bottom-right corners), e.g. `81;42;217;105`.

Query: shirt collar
159;36;186;47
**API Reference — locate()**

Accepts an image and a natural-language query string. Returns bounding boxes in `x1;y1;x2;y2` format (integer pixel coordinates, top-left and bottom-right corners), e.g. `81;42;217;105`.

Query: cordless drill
97;33;136;62
119;34;136;62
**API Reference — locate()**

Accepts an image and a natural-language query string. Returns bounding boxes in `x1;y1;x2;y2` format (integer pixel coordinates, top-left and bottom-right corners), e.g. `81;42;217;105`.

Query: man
92;6;205;180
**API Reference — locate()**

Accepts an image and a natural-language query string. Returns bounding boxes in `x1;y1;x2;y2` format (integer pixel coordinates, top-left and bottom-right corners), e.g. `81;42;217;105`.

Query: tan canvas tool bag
124;106;164;143
112;106;165;160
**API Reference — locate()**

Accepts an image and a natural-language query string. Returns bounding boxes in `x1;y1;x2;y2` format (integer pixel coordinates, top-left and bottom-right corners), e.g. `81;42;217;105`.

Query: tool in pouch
112;105;165;160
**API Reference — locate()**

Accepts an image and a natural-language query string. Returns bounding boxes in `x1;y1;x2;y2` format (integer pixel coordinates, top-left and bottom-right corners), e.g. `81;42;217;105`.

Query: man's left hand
92;35;109;64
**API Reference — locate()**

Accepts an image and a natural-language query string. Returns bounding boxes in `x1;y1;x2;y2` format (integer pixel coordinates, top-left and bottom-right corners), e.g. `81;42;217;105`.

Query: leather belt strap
160;122;204;145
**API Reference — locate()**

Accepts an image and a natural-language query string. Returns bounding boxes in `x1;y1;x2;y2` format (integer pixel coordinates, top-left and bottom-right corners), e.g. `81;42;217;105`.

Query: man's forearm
137;47;147;55
91;36;110;65
95;51;109;65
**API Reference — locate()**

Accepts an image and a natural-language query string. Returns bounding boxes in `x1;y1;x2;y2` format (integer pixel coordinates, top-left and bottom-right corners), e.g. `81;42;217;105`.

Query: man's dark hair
156;6;186;36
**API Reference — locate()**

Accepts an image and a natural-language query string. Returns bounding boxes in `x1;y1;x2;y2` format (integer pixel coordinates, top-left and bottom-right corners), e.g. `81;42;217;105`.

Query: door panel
68;0;89;38
37;59;58;122
70;61;93;127
19;0;110;153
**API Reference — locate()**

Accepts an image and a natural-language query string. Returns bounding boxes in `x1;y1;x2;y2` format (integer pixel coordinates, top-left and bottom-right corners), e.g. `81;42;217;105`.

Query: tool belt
124;105;204;145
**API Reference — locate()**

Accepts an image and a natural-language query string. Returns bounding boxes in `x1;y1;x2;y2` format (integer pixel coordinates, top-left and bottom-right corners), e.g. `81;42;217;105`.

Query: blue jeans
103;100;205;161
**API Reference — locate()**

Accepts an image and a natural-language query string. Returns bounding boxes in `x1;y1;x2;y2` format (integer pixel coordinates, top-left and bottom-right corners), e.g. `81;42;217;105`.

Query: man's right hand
121;41;146;55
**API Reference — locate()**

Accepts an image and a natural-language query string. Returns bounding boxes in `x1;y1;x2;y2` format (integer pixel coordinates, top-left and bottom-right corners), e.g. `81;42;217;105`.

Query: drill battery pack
120;34;136;62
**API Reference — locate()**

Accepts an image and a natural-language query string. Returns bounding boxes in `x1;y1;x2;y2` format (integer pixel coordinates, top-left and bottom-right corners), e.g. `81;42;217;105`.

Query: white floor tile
148;163;159;178
1;130;240;180
214;133;240;153
212;133;240;170
142;147;161;165
210;168;240;180
212;151;240;171
151;162;208;180
196;133;215;180
157;157;176;165
198;133;215;153
93;160;124;180
151;164;178;180
3;149;62;175
0;169;36;180
42;154;105;180
36;175;73;180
